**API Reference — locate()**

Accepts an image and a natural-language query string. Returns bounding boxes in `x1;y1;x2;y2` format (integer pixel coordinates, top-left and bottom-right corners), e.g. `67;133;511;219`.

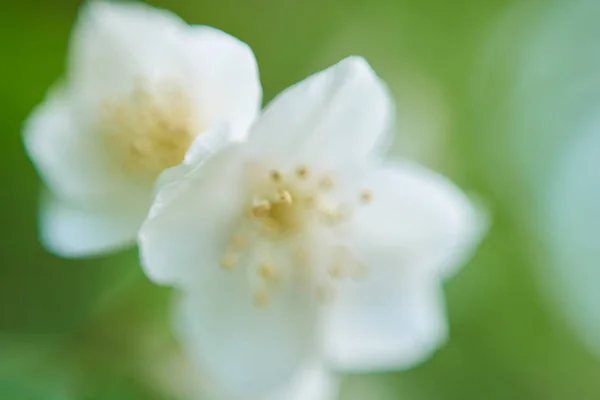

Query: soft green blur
2;0;600;399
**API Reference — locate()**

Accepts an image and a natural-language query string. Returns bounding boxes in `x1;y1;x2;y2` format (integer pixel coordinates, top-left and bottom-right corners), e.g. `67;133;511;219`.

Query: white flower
139;56;484;397
23;1;261;257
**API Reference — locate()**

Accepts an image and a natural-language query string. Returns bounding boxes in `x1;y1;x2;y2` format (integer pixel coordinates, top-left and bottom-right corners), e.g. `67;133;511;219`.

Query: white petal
176;285;316;400
321;162;484;371
265;362;338;400
68;2;187;115
156;122;240;190
138;138;247;287
40;193;147;258
23;85;145;208
247;56;394;167
184;26;262;139
355;161;485;278
323;267;447;372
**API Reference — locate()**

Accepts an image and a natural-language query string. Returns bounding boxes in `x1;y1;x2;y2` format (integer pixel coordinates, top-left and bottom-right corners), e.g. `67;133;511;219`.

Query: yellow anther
253;291;270;308
220;254;237;269
252;199;271;218
258;263;279;281
278;190;293;204
270;170;282;182
295;166;309;179
360;189;373;204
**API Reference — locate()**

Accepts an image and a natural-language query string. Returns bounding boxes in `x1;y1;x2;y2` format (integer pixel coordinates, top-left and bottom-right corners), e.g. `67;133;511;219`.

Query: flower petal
322;266;448;371
176;285;317;400
138;136;247;287
184;26;262;138
23;85;145;208
265;362;338;400
68;2;187;116
156;122;240;191
354;161;485;278
247;56;394;167
40;193;147;257
321;161;484;371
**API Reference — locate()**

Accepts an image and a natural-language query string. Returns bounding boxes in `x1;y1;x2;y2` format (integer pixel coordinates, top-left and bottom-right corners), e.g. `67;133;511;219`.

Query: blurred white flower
545;119;600;356
139;56;484;397
478;0;600;358
23;1;261;257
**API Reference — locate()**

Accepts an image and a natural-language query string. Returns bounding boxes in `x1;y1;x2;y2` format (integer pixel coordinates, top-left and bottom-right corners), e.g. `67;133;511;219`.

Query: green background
1;0;599;399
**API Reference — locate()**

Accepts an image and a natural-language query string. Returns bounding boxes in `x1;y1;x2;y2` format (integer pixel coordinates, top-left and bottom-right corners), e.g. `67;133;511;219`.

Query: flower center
220;165;373;307
100;81;199;178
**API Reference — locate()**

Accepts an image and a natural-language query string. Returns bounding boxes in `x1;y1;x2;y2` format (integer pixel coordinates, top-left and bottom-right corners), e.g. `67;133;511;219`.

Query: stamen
101;81;197;177
360;189;373;204
234;163;371;309
270;170;282;182
278;190;293;204
295;166;309;179
252;199;271;217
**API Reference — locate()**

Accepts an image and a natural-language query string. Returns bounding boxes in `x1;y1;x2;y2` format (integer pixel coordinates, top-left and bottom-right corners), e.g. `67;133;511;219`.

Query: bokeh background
2;0;600;398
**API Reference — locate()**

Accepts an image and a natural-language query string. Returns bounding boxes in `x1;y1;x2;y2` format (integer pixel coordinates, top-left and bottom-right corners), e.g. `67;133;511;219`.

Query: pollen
247;175;306;236
101;81;199;178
